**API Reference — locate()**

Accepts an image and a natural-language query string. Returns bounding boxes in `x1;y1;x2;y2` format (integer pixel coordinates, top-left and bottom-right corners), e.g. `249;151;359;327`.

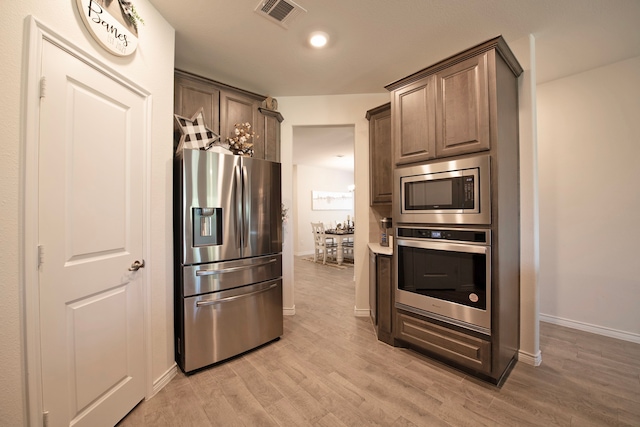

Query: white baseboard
294;251;314;257
354;307;370;317
540;313;640;344
518;349;542;366
149;363;178;399
283;306;296;316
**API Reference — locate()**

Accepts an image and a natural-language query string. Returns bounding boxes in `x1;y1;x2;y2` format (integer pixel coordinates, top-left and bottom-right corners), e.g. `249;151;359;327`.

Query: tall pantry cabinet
385;36;523;385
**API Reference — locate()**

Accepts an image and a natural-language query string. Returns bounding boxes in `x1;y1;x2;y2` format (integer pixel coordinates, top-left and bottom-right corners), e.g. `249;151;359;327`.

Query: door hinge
39;76;46;99
38;245;44;268
43;410;49;427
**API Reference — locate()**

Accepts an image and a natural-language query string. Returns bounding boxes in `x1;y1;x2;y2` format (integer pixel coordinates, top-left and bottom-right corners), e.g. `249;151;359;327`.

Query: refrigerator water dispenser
193;207;222;246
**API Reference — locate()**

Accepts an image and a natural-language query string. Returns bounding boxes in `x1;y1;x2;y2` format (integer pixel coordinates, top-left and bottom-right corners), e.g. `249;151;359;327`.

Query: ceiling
292;125;355;172
147;0;640;171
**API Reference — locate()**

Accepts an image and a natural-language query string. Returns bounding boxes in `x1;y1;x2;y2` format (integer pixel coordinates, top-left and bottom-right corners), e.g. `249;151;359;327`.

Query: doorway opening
292;124;355;261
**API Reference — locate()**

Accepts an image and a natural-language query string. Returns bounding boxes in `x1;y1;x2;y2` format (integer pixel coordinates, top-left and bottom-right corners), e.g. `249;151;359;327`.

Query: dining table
324;228;354;265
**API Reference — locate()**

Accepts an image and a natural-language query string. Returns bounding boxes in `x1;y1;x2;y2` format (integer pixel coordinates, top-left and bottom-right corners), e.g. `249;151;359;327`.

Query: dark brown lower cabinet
395;310;491;374
369;250;393;345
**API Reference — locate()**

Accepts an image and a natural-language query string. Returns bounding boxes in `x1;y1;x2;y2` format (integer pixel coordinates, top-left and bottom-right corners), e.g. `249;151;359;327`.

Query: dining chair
342;236;354;260
311;222;337;264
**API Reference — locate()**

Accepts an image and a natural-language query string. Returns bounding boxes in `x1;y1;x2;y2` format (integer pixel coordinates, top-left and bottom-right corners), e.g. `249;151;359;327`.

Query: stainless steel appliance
174;149;283;373
380;217;392;246
394;155;491;224
395;226;491;335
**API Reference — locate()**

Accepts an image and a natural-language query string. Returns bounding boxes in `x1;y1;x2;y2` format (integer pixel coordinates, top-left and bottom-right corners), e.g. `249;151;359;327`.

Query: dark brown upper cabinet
366;103;392;205
386;36;522;166
174;70;282;162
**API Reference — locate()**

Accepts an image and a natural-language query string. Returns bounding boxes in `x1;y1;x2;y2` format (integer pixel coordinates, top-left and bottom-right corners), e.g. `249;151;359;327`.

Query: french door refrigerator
174;149;283;373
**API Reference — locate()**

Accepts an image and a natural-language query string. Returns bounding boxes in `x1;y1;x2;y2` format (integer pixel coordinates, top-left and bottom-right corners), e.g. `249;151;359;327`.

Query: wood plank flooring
117;257;640;426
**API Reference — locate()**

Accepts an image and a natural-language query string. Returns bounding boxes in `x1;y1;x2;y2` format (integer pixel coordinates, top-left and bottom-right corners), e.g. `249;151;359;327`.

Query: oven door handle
396;238;489;254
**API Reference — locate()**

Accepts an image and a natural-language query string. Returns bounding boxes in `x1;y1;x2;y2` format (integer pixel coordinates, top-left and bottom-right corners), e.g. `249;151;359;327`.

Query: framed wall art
311;191;353;211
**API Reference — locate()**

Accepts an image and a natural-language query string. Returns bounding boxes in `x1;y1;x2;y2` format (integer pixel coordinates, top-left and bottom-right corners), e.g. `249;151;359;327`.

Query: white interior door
38;39;146;427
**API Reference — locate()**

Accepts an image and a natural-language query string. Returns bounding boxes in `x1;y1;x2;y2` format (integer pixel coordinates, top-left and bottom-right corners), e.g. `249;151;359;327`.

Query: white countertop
368;242;393;256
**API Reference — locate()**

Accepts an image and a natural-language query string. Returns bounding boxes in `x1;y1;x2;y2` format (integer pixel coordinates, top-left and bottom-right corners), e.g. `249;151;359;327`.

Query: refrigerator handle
242;165;249;248
234;165;243;249
195;257;279;276
195;282;278;307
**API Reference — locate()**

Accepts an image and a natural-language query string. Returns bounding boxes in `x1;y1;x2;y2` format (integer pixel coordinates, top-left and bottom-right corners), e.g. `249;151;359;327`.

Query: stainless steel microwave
394;155;491;225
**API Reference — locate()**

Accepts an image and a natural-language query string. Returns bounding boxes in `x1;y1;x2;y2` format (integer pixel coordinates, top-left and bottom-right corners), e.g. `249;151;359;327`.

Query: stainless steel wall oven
395;226;491;335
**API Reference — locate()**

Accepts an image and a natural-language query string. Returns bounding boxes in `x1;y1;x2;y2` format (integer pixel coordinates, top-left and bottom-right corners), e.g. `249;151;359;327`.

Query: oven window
398;245;486;309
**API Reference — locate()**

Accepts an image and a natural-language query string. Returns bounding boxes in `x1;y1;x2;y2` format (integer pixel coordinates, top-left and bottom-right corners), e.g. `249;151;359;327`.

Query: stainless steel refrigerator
174;149;283;373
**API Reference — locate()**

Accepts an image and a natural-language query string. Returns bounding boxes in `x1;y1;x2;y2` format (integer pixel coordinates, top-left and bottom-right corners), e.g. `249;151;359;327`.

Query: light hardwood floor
118;257;640;426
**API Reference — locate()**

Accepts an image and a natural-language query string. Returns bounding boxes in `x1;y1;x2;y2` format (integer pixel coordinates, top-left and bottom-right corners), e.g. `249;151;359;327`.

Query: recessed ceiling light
309;31;329;48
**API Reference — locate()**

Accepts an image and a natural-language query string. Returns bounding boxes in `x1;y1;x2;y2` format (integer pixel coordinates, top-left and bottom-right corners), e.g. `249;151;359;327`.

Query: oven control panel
397;227;489;244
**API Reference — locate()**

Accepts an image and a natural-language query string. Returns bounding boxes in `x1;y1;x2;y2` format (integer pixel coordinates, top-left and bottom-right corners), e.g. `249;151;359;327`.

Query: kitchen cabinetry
219;87;261;146
174;72;220;138
395;309;491;373
366;103;392;206
386;36;521;165
369;248;393;345
386;36;522;385
390;75;436;165
435;53;490;158
174;70;282;162
257;108;283;162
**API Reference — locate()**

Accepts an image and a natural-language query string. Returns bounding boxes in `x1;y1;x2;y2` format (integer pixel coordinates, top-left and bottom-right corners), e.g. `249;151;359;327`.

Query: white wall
276;94;390;315
510;35;541;365
0;2;175;424
537;56;640;341
294;164;354;255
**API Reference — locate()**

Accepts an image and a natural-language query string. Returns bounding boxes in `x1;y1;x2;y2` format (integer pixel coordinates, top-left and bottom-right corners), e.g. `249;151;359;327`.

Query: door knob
128;259;145;271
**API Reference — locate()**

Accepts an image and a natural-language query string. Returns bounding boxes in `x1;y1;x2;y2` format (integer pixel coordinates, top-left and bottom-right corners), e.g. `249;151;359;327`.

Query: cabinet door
368;103;392;205
369;250;377;325
174;75;220;134
220;89;260;146
396;312;491;373
435;52;490;157
377;255;393;340
257;108;283;162
392;75;436;165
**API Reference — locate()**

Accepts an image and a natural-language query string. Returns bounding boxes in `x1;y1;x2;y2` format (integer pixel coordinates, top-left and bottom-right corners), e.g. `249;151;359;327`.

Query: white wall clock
76;0;140;56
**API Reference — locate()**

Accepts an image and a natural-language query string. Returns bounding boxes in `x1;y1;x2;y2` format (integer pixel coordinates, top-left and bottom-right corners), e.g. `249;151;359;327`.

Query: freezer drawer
182;254;282;297
178;279;283;373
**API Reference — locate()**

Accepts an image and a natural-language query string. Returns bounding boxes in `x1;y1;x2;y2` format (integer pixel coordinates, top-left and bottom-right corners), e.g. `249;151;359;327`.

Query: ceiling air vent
255;0;307;28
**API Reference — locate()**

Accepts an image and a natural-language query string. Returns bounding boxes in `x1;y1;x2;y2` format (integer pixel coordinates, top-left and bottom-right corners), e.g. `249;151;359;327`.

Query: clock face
76;0;139;57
